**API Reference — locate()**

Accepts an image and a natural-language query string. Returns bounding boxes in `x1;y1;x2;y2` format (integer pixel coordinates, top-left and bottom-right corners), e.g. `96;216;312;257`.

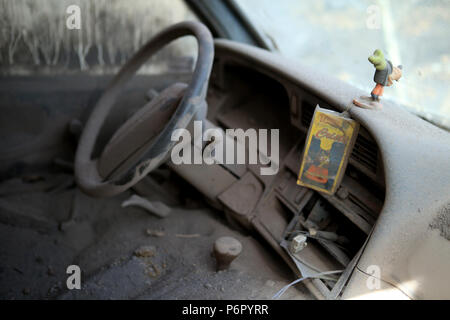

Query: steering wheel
75;21;214;197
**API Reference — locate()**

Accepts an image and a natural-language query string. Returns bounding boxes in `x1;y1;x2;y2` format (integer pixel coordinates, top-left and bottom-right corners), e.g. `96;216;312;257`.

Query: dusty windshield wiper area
235;0;450;130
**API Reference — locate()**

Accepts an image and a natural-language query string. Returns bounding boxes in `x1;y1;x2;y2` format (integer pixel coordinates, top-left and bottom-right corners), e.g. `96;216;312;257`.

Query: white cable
272;270;344;300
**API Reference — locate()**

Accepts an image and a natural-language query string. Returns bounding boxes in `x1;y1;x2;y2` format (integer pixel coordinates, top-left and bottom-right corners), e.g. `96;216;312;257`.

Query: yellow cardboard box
297;106;359;195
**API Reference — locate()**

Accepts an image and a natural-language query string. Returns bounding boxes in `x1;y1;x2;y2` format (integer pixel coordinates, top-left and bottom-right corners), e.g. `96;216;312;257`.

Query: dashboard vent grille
301;102;315;127
351;134;378;173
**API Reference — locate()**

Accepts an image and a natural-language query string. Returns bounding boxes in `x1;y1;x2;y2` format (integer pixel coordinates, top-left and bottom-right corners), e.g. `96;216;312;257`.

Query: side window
0;0;198;74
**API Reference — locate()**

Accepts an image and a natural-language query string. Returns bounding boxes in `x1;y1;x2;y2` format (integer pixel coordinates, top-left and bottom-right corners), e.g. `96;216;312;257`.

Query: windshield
0;0;198;75
235;0;450;130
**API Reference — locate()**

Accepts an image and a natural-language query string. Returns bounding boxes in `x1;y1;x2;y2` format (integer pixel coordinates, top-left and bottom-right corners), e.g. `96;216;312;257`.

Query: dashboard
187;39;450;299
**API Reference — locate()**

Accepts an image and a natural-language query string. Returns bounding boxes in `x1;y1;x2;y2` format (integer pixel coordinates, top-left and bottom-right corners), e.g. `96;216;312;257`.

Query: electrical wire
272;270;344;300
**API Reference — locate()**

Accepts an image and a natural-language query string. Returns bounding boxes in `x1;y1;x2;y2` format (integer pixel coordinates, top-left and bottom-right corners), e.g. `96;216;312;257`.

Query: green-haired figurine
368;49;402;101
353;49;403;109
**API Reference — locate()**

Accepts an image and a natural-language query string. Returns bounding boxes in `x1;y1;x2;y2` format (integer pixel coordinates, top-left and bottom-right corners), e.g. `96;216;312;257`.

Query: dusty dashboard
169;38;450;300
178;40;387;299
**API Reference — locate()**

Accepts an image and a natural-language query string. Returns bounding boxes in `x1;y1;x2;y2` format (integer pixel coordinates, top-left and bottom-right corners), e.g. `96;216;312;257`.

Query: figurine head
368;49;386;71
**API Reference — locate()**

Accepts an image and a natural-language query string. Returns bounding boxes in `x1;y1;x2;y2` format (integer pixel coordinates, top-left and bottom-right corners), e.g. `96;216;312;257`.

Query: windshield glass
235;0;450;129
0;0;197;75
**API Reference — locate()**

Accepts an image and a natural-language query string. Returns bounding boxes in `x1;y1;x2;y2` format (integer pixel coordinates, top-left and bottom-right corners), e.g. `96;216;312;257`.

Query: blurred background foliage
0;0;198;74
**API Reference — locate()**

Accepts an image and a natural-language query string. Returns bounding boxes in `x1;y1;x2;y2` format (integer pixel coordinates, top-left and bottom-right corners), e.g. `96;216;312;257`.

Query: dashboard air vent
301;101;315;127
351;134;378;174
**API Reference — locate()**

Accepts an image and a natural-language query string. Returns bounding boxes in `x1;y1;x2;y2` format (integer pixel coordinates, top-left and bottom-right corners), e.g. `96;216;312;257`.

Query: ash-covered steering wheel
75;21;214;197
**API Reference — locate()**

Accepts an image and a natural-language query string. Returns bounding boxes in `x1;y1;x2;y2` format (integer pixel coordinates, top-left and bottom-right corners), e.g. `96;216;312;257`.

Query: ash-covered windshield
235;0;450;130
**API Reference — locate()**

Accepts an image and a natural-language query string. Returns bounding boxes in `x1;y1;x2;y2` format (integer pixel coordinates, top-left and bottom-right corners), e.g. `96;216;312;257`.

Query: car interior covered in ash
0;0;449;300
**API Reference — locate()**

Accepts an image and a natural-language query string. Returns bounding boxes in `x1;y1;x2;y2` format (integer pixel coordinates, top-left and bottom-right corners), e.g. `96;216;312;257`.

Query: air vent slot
301;101;315;127
351;134;378;174
347;194;377;223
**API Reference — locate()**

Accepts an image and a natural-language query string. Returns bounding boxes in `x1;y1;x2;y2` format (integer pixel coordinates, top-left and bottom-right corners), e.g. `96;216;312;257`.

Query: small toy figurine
353;49;402;109
368;49;402;100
